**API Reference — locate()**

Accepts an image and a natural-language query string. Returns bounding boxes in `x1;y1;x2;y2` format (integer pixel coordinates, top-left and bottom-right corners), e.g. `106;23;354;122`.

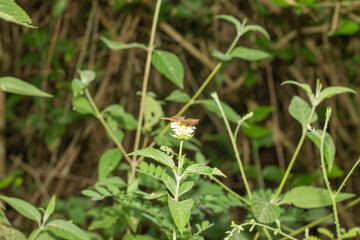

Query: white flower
170;121;196;140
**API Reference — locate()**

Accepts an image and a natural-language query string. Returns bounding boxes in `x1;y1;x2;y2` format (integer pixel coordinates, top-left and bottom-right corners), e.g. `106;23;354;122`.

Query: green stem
173;140;184;240
133;0;162;161
335;157;360;197
211;176;251;206
319;110;341;240
273;106;316;202
29;228;42;240
212;93;252;200
85;89;132;165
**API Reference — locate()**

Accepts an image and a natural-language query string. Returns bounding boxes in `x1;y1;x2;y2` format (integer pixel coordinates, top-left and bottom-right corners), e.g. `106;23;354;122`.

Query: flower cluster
170;121;196;140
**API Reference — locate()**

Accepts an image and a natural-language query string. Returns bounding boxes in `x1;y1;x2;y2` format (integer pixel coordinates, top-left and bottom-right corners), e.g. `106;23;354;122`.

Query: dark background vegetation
1;0;360;238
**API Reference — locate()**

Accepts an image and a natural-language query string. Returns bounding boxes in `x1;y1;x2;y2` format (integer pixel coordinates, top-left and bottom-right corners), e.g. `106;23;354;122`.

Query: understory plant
1;1;360;240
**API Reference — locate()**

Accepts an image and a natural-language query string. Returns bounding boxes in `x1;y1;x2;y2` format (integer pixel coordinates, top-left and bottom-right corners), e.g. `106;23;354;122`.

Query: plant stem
211;176;251;206
212;93;252;200
85;89;132;164
335;157;360;197
173;140;184;240
273;106;316;202
319;110;341;240
133;0;162;160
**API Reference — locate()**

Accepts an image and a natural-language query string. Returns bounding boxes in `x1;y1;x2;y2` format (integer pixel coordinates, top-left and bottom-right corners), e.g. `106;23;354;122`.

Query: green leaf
101;36;147;50
78;69;95;87
152;50;184;89
98;148;122;181
184;164;212;175
241;122;271;138
0;77;52;97
162;168;177;197
279;186;355;209
251;197;281;224
318;86;356;104
71;78;84;98
105;116;124;143
230;47;270;61
168;196;194;234
288;96;317;127
127;178;138;195
46;219;90;240
250;106;273;123
0;0;36;28
243;25;270;40
178;181;194;197
0;225;27;240
95;176;126;187
129;148;175;170
216;15;241;33
165;90;190;103
307;130;335;171
333;19;360;36
143;96;163;132
281;80;312;95
184;164;225;177
45;195;56;216
72;97;95;116
0;195;41;225
212;49;232;61
81;189;104;201
196;99;240;123
102;104;138;130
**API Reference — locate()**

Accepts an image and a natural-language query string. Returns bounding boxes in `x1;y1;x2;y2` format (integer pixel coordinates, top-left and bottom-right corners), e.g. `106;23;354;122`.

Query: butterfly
160;115;199;126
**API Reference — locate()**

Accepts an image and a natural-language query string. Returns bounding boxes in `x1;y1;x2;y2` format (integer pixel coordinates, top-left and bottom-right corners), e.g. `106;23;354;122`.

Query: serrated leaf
129;148;175;169
251;197;280;224
0;195;41;225
46;219;89;240
184;164;212;176
243;25;270;40
288;96;317;127
306;130;335;171
318;86;356;103
101;36;147;50
178;181;194;197
279;186;355;209
216;15;241;33
98;148;122;181
162;168;177;197
152;50;184;89
124;208;142;232
168;196;194;234
95;186;111;196
0;77;52;97
165;90;190;103
72;97;95;116
212;49;232;61
196;99;240;123
143;96;163;132
230;47;270;61
0;0;36;28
